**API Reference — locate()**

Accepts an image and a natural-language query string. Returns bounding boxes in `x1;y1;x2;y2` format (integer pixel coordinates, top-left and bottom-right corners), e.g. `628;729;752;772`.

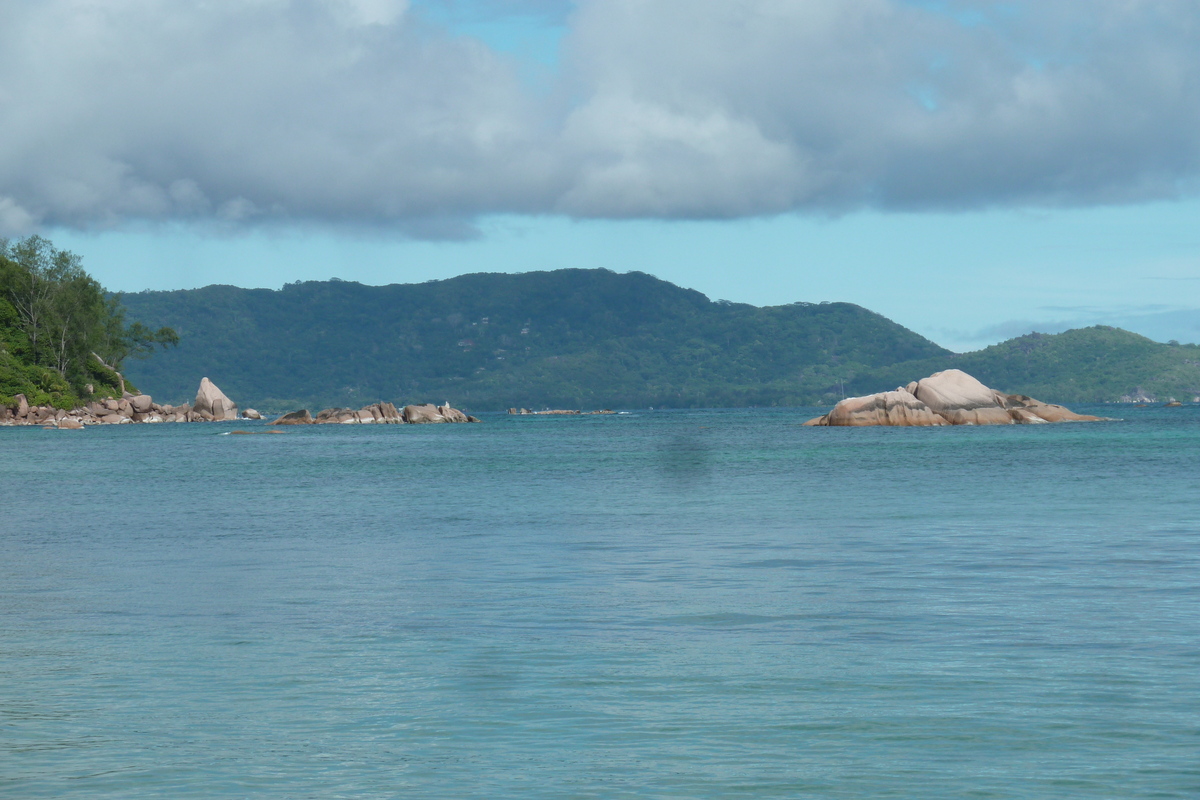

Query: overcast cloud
2;0;1200;236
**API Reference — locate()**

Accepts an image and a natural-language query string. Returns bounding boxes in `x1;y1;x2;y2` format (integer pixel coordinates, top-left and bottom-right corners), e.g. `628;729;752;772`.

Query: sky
3;0;1199;351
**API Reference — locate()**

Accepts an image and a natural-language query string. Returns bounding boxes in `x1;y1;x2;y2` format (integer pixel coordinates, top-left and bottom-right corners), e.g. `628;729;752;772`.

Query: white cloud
0;196;36;236
329;0;409;27
1;0;1199;234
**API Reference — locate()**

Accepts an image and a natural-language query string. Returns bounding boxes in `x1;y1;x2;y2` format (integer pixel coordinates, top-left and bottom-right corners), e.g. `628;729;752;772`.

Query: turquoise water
3;408;1199;798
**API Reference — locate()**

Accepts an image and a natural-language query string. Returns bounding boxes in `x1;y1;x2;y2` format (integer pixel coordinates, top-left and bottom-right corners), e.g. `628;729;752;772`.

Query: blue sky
6;0;1200;351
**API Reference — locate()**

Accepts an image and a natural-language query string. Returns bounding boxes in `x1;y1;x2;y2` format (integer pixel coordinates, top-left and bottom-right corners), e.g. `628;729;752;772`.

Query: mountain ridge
118;269;1200;410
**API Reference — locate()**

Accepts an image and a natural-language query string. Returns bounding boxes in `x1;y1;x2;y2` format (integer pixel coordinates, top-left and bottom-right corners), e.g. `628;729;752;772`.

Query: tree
0;235;179;403
1;235;60;365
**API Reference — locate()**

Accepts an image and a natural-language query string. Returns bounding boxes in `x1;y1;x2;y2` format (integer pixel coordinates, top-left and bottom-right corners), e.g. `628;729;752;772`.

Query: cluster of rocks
804;369;1103;427
508;408;615;415
1;377;253;428
271;402;480;425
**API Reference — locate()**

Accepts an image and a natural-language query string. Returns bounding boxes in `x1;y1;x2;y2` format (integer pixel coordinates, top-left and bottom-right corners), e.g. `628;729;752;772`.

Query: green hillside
1;236;176;408
118;269;949;410
851;326;1200;403
117;270;1200;410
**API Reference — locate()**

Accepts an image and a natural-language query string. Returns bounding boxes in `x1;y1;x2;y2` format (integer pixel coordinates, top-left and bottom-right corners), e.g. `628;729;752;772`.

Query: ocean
3;407;1198;798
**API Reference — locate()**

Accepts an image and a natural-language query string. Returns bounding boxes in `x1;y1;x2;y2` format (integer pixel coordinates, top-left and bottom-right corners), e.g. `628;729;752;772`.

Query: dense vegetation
117;269;1200;411
0;236;178;409
119;269;949;410
852;326;1200;404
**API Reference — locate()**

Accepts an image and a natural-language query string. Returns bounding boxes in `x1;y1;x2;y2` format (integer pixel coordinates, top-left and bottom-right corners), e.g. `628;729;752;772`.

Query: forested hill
119;269;950;410
1;236;177;409
850;326;1200;404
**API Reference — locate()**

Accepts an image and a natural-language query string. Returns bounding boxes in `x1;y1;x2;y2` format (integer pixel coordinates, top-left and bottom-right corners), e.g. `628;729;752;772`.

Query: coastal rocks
271;409;314;425
373;402;405;422
818;389;947;427
6;389;478;428
313;402;405;424
1121;387;1156;404
403;404;442;423
402;404;460;423
805;369;1103;427
270;402;476;425
437;404;470;423
194;377;238;421
2;380;246;427
904;370;1012;425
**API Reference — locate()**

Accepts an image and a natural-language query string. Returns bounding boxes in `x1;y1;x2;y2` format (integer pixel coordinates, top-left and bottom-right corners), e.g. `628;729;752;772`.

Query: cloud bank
3;0;1200;235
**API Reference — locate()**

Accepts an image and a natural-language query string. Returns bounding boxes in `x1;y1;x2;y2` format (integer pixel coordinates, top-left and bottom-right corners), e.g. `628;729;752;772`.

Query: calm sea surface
3;407;1199;798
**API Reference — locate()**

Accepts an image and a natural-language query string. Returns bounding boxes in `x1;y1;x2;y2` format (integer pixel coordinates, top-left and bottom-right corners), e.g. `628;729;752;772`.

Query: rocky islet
804;369;1104;427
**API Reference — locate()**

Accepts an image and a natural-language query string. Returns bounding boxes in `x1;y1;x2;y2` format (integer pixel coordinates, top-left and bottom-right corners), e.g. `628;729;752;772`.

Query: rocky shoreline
2;377;480;429
4;368;1114;431
1;377;246;428
271;402;480;425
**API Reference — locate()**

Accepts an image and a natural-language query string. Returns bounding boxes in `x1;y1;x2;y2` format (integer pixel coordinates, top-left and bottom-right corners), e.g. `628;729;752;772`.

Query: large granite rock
194;377;238;420
805;369;1102;427
818;389;947;427
402;404;445;423
902;370;1012;425
131;394;154;414
402;403;478;423
438;404;470;423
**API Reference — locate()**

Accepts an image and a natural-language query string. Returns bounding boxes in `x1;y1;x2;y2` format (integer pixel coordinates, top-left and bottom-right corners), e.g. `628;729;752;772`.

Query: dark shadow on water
656;432;713;487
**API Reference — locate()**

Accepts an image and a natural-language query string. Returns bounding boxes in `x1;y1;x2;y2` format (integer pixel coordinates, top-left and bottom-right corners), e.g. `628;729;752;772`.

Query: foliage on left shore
0;236;179;409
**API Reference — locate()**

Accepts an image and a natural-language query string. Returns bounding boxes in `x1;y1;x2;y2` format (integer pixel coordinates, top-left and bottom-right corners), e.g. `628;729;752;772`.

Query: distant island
118;269;1200;410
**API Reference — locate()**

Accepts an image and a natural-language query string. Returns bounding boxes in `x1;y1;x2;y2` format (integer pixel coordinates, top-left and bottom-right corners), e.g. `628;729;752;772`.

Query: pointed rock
194;377;238;421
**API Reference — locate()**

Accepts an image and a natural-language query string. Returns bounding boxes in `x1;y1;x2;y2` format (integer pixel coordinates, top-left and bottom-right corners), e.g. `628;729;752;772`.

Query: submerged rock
805;369;1103;427
271;409;314;425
